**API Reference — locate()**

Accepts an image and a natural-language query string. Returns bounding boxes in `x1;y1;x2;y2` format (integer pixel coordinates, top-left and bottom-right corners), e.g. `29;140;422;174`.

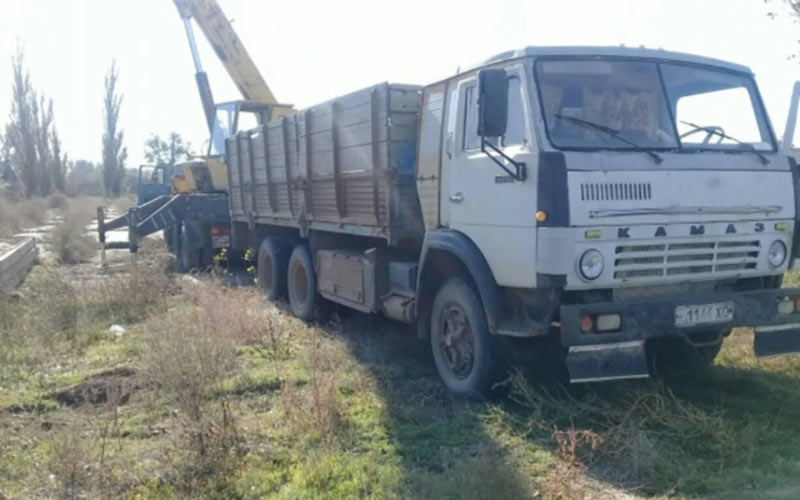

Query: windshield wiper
680;120;770;166
554;114;663;164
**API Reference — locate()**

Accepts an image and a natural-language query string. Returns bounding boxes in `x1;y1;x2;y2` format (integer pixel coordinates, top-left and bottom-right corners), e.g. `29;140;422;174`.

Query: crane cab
209;100;293;156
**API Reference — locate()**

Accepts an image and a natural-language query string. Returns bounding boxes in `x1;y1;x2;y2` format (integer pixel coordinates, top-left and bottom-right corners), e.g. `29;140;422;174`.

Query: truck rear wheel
430;277;495;397
180;227;200;272
257;238;289;300
287;244;319;321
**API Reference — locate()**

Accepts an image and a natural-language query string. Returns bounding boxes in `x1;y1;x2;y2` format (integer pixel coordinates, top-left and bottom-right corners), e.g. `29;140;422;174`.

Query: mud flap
754;323;800;358
566;340;649;383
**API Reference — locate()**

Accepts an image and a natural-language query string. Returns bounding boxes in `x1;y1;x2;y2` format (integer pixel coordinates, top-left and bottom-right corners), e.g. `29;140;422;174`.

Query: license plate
211;235;230;248
675;302;734;327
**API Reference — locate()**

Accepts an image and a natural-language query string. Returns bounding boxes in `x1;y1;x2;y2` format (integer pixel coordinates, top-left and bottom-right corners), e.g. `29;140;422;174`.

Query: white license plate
211;235;230;248
675;302;734;327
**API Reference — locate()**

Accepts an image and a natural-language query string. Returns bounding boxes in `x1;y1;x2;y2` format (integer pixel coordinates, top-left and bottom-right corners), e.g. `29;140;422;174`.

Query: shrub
18;197;47;227
141;302;237;421
50;207;95;265
47;192;69;209
279;339;343;440
504;370;764;492
0;195;47;238
80;257;173;324
48;422;90;500
139;284;252;493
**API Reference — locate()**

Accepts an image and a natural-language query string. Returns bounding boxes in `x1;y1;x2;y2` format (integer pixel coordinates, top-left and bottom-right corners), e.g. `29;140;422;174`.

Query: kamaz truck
210;46;800;395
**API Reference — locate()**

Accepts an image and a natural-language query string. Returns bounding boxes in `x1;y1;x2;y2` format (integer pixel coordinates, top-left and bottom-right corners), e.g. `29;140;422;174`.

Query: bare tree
4;44;40;197
102;60;127;197
34;95;54;196
51;126;67;193
3;42;68;197
144;132;191;168
0;136;15;196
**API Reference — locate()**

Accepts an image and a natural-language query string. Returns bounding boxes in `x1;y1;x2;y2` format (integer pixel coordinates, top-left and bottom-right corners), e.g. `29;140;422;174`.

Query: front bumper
560;287;800;382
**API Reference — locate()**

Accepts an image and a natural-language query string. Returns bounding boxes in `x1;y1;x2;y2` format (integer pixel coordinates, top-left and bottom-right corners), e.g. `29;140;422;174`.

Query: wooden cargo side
227;82;425;245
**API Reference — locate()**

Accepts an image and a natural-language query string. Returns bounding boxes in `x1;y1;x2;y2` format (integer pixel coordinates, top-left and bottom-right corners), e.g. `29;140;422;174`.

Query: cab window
462;75;526;151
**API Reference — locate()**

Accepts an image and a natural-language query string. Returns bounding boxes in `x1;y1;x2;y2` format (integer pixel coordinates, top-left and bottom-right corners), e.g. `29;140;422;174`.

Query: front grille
613;240;760;281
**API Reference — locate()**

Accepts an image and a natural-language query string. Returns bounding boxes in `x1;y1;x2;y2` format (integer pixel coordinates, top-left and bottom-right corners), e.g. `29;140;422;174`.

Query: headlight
579;249;604;280
768;240;787;268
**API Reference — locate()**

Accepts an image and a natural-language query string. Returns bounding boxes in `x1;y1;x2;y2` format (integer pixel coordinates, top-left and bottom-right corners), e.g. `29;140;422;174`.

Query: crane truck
98;2;800;395
97;0;292;270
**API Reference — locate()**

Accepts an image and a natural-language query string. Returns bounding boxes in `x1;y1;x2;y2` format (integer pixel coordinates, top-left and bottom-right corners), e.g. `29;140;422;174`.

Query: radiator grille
613;240;760;281
581;182;652;201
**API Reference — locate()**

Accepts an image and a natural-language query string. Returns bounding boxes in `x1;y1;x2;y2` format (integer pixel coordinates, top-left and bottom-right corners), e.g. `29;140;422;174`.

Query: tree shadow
513;347;800;498
322;311;540;499
320;310;800;498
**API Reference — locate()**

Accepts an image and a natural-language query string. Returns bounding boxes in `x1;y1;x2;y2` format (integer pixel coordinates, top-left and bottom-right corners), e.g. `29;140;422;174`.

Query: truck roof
475;46;753;74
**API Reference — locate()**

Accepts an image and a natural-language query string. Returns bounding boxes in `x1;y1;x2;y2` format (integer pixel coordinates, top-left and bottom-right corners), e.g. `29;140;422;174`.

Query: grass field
2;235;800;499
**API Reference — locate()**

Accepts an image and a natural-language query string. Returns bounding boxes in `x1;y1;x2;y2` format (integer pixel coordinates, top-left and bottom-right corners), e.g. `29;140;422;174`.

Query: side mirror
478;69;509;137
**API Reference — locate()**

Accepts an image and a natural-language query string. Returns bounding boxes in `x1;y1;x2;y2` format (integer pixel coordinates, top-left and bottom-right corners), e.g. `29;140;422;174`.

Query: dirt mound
52;366;139;407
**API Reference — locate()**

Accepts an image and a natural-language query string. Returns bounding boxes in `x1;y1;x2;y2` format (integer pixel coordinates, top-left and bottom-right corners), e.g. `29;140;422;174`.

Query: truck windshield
535;59;775;153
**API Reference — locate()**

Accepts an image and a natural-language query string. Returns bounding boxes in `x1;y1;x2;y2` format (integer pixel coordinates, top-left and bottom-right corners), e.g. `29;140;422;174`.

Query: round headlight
768;240;787;268
579;249;604;280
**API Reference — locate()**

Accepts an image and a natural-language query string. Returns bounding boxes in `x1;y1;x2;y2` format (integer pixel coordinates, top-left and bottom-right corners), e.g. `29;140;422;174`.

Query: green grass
2;254;800;498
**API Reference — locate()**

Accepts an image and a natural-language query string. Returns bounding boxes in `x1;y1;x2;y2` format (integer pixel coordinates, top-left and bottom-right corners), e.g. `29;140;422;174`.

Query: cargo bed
225;82;425;245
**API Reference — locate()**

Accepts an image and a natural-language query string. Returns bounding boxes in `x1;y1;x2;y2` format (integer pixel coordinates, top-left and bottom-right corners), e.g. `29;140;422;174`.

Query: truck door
442;65;539;288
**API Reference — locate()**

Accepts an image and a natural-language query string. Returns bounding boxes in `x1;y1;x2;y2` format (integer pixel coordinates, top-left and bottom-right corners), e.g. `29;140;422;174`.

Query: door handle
449;192;464;203
446;133;453;159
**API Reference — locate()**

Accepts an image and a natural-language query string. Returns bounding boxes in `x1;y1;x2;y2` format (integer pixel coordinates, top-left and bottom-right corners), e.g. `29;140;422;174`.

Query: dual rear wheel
257;237;495;396
257;238;321;321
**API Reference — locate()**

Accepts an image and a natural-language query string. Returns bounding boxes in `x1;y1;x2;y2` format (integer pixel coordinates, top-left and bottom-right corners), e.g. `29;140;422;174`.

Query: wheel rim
438;302;475;379
291;261;308;305
260;254;273;290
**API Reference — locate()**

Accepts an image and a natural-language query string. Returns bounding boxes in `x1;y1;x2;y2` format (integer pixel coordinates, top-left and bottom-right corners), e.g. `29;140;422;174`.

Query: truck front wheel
430;277;495;397
257;238;289;300
287;244;319;321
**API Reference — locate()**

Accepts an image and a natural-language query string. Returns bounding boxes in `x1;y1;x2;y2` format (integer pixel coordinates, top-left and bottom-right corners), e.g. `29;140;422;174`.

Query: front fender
417;229;507;334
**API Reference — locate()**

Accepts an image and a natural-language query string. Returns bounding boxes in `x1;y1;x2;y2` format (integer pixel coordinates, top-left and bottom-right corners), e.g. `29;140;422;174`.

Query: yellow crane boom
173;0;293;121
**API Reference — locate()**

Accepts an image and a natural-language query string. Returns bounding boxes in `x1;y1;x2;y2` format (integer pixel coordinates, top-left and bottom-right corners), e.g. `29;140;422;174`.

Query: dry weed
139;284;254;494
140;304;237;422
0;195;47;237
47;192;69;210
411;445;533;500
81;259;174;324
167;398;246;494
543;425;600;500
280;339;343;440
191;284;293;359
48;422;90;500
50;204;95;265
506;370;757;491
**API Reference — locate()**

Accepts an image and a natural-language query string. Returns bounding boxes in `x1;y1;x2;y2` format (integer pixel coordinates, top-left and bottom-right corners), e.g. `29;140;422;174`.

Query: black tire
164;226;175;253
691;339;724;366
287;244;318;321
648;332;725;377
430;277;495;397
257;238;289;300
180;227;199;272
